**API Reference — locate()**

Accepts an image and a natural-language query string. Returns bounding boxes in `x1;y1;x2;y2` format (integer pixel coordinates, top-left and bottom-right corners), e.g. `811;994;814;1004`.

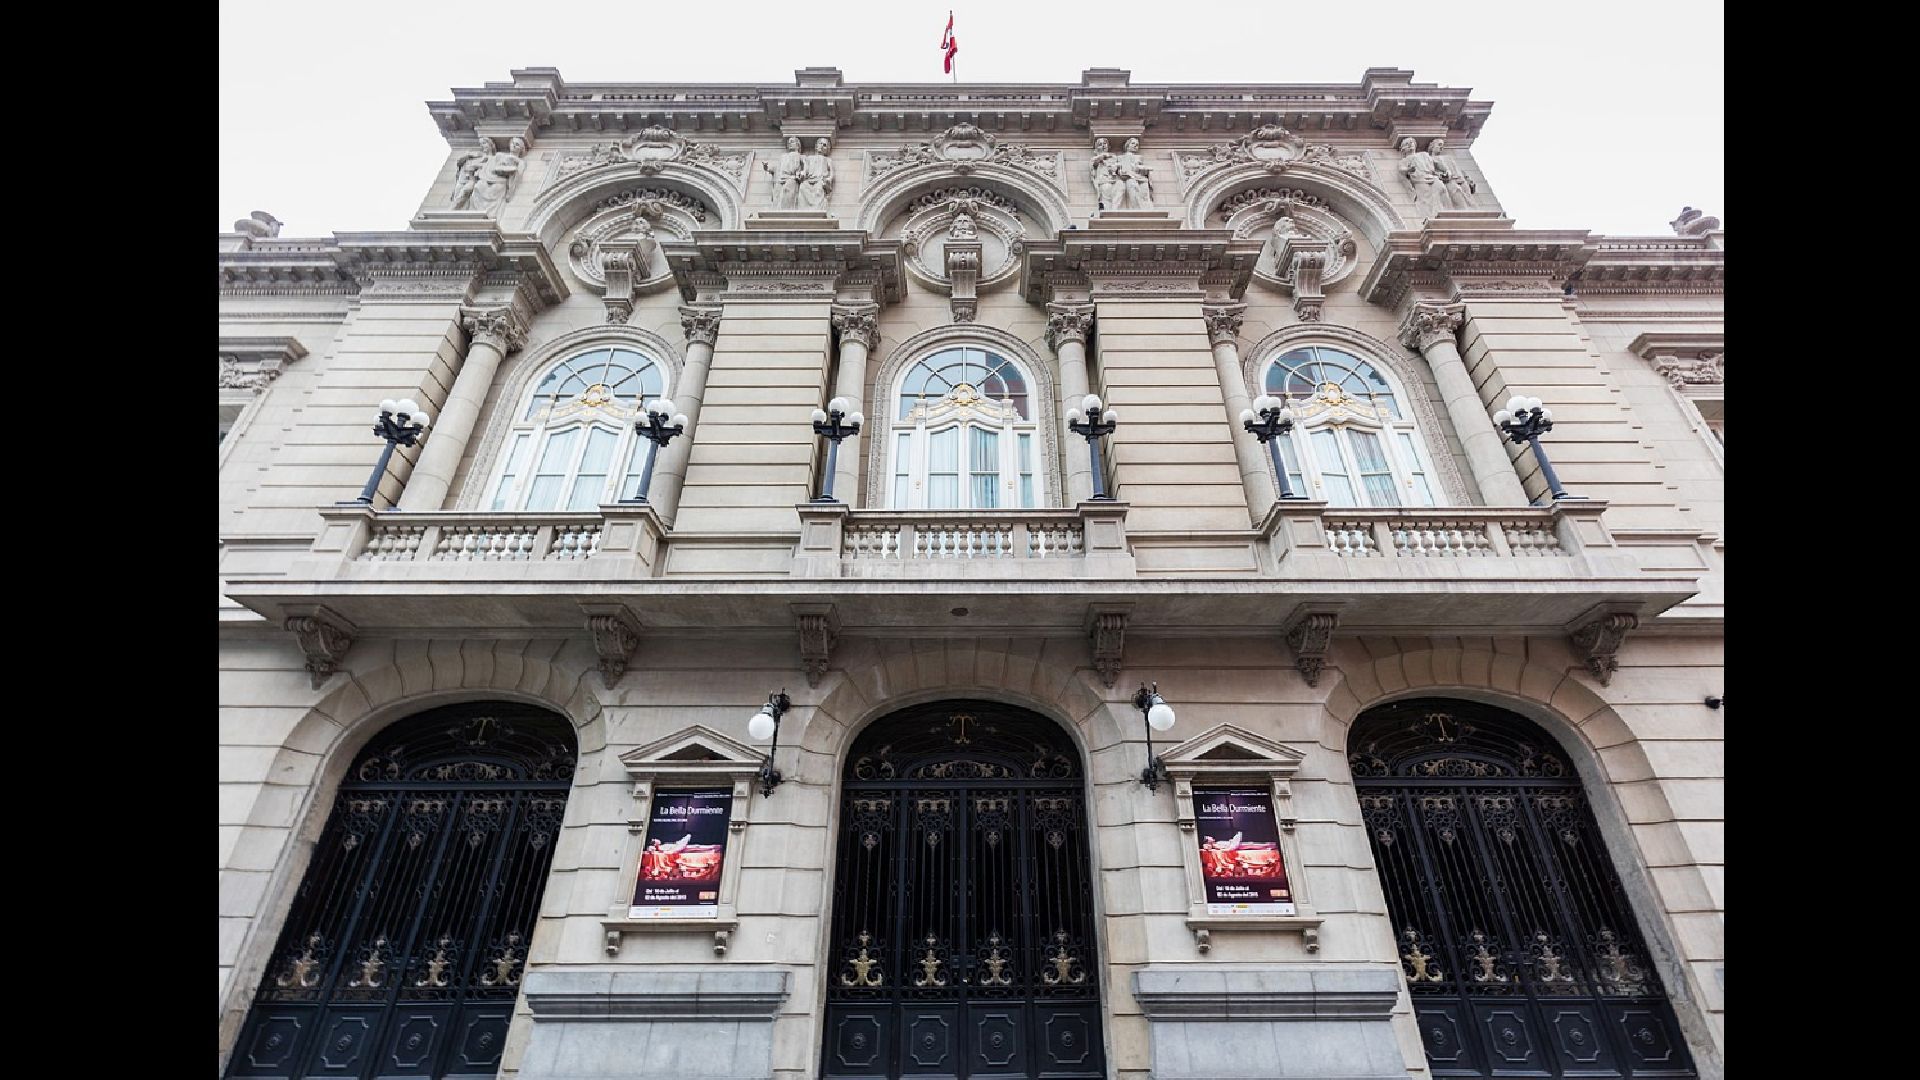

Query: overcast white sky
219;0;1722;239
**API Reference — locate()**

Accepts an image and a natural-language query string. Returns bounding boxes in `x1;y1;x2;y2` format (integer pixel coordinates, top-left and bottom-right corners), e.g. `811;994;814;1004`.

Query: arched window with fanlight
486;347;668;511
1260;346;1439;508
888;346;1042;509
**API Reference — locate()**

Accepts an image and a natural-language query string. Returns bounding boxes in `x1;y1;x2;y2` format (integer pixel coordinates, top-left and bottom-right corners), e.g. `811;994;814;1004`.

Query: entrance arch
1350;697;1698;1079
821;700;1104;1080
225;701;577;1080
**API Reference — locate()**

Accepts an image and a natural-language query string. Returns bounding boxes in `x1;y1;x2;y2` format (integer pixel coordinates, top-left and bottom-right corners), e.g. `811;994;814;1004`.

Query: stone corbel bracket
581;603;642;688
1283;608;1340;688
944;234;983;323
1569;607;1638;686
792;602;840;688
1277;236;1332;322
284;605;356;689
1085;604;1131;689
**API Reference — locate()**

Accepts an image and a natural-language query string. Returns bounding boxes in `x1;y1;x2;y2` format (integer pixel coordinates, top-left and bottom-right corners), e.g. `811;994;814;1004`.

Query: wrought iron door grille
823;702;1104;1079
227;704;576;1080
1351;699;1697;1078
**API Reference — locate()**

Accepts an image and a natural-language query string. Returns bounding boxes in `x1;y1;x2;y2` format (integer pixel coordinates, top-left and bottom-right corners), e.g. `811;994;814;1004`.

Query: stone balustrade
794;502;1136;578
297;504;666;580
1262;499;1637;581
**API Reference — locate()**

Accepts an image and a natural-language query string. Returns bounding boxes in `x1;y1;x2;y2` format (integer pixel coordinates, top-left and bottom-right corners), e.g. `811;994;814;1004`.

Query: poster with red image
629;789;732;918
1192;787;1295;915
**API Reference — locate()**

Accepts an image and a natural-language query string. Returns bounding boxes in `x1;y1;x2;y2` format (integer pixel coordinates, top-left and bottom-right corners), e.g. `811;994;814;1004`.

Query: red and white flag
941;12;958;75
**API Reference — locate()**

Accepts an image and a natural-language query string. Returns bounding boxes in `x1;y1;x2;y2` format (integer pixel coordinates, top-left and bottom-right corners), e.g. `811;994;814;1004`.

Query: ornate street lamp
621;397;688;504
810;397;864;503
745;690;793;797
1131;682;1177;792
1239;394;1304;500
344;398;431;507
1492;393;1576;501
1066;393;1120;501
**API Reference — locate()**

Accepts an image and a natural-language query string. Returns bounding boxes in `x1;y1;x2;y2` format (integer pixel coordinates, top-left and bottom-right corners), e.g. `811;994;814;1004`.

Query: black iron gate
227;703;576;1079
1351;699;1697;1078
822;702;1104;1080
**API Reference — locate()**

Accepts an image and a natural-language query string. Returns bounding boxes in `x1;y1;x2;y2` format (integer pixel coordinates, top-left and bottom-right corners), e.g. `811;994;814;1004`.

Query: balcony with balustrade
221;494;1703;644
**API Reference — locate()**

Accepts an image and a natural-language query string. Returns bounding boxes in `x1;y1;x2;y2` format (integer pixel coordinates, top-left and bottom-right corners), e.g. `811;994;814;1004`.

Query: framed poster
1192;786;1295;915
629;788;733;918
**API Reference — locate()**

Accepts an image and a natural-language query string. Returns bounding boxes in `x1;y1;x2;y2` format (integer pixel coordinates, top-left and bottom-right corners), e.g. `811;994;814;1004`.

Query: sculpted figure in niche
950;209;977;240
801;137;835;210
628;216;661;277
1090;138;1124;209
765;136;804;209
448;143;488;209
1113;137;1155;209
470;136;529;217
1429;137;1476;209
1263;207;1301;268
1397;136;1445;219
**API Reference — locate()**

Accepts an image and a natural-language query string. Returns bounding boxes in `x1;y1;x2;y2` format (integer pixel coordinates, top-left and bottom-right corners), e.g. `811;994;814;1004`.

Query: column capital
1200;303;1247;347
1045;303;1095;352
830;304;880;350
461;306;530;353
679;305;723;347
1397;301;1467;353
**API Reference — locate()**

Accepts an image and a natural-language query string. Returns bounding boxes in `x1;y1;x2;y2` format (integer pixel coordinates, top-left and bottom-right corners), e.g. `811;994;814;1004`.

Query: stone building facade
218;66;1725;1080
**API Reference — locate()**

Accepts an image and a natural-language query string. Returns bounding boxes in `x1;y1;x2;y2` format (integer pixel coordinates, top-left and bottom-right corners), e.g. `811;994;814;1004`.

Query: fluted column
1203;303;1278;519
1399;302;1529;507
829;304;879;506
399;307;527;511
1046;303;1096;504
647;305;722;525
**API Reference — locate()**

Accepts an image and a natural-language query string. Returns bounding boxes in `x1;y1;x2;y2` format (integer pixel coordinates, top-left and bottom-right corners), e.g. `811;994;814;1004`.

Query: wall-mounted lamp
746;690;792;796
1704;695;1723;710
1131;682;1177;792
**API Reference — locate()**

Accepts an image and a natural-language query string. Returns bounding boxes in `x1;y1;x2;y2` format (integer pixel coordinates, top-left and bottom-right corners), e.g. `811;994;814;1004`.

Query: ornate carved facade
220;65;1724;1080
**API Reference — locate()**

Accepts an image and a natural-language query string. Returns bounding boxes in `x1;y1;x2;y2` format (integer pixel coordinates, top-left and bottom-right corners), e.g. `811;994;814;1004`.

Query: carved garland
541;126;754;194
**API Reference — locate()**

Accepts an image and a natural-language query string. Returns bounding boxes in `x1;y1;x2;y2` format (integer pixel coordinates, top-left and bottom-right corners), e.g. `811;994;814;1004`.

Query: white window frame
1261;346;1441;509
885;346;1041;510
485;347;668;512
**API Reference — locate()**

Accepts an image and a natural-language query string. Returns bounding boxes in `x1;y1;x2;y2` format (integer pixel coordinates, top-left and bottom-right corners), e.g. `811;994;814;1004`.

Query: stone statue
764;136;804;209
950;210;977;240
1263;209;1301;269
1090;138;1124;209
1398;137;1445;219
449;144;488;210
629;217;660;277
469;136;528;217
1429;137;1476;209
800;137;835;210
1113;138;1155;210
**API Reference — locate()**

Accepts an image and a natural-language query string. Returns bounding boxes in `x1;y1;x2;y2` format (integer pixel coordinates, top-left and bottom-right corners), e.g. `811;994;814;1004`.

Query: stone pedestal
1132;966;1410;1080
517;968;789;1080
745;210;838;230
1089;209;1179;230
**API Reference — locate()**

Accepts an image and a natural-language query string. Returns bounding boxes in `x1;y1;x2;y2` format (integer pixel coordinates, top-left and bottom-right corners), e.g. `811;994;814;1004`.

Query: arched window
486;347;668;511
1261;346;1438;507
888;346;1040;509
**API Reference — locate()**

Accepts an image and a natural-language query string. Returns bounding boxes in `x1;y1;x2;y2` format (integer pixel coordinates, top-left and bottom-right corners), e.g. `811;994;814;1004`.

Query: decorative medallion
1215;192;1360;293
564;190;706;297
894;189;1028;293
542;125;753;193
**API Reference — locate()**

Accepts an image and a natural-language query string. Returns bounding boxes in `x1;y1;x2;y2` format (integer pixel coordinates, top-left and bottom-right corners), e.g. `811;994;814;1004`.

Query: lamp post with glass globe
1492;393;1575;501
621;398;689;504
1132;682;1177;792
809;397;864;503
745;691;792;797
1239;394;1304;500
345;399;431;507
1065;393;1120;501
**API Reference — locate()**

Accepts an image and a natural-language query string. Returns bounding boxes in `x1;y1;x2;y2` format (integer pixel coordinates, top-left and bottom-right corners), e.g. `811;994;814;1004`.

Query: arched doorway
1350;698;1698;1078
821;701;1104;1079
226;702;577;1079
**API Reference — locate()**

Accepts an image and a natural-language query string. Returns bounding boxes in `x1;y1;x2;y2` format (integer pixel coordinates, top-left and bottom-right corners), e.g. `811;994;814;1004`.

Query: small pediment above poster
620;725;764;779
1160;724;1306;780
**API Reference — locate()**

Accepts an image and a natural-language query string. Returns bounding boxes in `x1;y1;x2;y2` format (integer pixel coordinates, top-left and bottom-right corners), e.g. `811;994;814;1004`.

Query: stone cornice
219;229;568;307
1359;219;1597;308
428;67;1493;145
1020;228;1263;304
1568;236;1724;295
662;231;903;303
